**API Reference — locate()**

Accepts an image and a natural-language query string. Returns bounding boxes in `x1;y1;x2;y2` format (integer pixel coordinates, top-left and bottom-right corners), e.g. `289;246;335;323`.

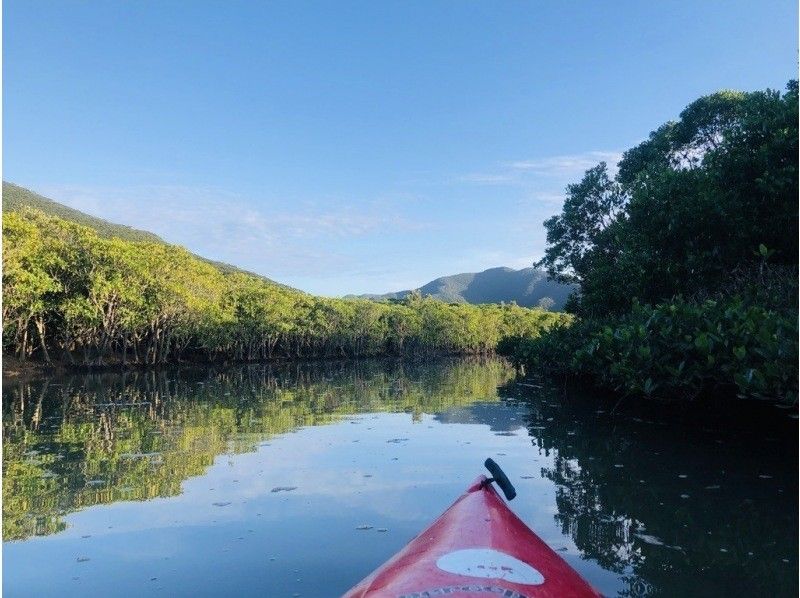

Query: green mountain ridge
353;266;575;310
2;181;283;286
3;182;574;308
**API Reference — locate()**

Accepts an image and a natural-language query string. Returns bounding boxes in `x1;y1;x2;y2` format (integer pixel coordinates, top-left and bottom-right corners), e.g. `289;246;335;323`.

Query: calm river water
2;358;797;597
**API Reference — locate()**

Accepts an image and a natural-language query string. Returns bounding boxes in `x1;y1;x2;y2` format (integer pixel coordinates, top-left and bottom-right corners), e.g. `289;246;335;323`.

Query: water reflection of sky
3;406;618;597
3;360;796;597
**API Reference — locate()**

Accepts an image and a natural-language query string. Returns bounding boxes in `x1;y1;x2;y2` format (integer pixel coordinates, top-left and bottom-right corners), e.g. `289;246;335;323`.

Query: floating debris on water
635;533;683;550
635;533;665;546
120;452;162;459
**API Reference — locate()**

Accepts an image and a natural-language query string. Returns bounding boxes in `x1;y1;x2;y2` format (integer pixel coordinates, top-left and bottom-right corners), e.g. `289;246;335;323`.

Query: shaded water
2;358;797;597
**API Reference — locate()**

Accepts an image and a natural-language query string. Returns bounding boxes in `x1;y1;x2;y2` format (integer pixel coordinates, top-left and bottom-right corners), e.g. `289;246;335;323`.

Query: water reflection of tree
3;358;513;541
499;380;798;597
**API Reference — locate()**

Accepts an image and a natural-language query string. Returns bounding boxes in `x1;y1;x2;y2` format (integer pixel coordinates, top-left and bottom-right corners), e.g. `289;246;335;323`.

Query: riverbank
2;356;67;383
499;295;798;405
2;348;505;381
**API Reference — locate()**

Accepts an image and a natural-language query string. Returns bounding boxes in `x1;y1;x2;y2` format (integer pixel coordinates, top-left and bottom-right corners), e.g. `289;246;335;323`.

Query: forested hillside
356;266;574;309
2;209;567;367
3;182;164;243
501;81;798;404
2;182;280;282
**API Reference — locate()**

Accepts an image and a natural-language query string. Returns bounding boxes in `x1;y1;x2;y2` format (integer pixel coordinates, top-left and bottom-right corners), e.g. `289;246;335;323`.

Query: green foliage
2;181;284;286
537;81;798;316
501;297;798;403
2;182;164;244
2;210;568;365
518;81;799;403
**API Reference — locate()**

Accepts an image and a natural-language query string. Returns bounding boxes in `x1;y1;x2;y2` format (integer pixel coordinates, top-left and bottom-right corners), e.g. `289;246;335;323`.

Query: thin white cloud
506;150;623;176
457;173;517;185
525;191;566;206
34;183;428;281
459;150;623;189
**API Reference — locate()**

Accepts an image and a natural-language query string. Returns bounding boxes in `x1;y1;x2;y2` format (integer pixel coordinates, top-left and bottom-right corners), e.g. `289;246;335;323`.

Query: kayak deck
344;475;600;597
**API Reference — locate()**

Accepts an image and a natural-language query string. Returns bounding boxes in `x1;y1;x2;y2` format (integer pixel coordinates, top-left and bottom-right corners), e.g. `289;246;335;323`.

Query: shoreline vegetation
2;209;567;370
500;81;798;405
3;82;797;409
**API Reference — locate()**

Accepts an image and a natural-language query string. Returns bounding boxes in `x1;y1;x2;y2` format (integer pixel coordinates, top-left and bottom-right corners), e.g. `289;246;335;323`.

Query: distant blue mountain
354;266;574;310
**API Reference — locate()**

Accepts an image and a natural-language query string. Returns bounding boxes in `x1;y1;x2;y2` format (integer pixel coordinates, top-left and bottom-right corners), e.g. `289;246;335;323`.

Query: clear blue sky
4;1;797;295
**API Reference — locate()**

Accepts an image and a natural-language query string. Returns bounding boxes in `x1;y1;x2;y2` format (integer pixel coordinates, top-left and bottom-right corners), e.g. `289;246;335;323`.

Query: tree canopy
2;210;568;366
537;81;798;316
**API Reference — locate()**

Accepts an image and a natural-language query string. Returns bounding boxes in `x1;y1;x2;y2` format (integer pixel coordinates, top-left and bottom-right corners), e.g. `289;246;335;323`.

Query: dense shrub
500;298;798;404
2;210;568;366
537;82;797;316
512;81;798;405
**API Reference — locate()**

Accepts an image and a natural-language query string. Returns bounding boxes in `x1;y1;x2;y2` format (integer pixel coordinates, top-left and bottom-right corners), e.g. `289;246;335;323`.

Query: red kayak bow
344;459;600;598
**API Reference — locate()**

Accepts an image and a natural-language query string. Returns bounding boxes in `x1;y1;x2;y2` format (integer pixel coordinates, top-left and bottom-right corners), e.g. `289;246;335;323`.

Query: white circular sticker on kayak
435;548;545;585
